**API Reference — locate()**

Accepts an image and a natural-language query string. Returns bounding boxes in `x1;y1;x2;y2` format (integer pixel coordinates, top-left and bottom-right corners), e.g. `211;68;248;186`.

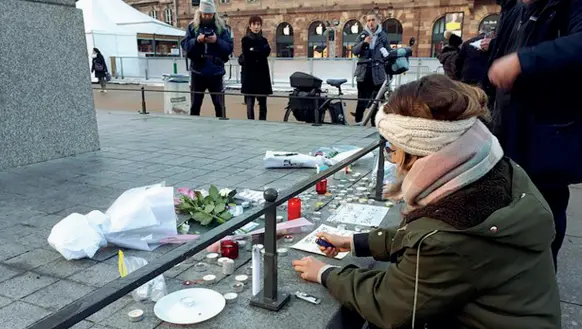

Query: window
431;16;446;57
308;21;327;58
192;0;200;5
276;23;294;58
164;8;173;25
479;14;500;34
149;9;158;20
342;20;362;58
220;0;231;3
382;19;403;45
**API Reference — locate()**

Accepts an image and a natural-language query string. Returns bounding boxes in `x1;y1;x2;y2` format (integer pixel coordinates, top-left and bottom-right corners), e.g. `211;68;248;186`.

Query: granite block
562;302;582;329
100;301;161;329
0;242;32;261
4;248;61;271
557;236;582;304
86;296;133;323
70;320;95;329
36;258;97;278
0;272;58;299
0;301;52;329
68;262;120;288
0;0;99;171
23;280;95;311
0;264;23;283
0;296;12;308
91;247;120;262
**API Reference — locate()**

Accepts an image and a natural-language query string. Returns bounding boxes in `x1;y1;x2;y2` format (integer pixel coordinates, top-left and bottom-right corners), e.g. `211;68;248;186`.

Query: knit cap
200;0;216;14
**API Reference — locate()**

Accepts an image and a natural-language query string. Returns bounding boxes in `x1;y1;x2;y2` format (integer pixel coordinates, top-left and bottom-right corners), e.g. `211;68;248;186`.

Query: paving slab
3;248;61;271
36;258;97;279
562;302;582;329
86;296;133;323
68;262;120;288
0;295;12;308
0;243;32;262
0;301;52;329
100;301;162;329
558;236;582;305
0;272;58;299
23;280;95;311
0;264;24;283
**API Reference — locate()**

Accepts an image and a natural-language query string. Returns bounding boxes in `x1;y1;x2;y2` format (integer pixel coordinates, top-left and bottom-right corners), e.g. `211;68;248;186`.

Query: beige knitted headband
375;109;477;156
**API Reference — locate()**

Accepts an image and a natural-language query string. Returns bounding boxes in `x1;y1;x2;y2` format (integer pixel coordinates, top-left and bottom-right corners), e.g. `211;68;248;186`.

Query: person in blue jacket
181;0;233;117
486;0;582;270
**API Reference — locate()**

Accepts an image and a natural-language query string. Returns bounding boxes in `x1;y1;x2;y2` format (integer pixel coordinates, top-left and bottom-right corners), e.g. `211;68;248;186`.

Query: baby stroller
283;72;347;125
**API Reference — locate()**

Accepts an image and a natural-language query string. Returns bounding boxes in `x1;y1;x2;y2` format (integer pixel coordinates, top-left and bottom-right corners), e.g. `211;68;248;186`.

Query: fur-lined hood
190;10;226;30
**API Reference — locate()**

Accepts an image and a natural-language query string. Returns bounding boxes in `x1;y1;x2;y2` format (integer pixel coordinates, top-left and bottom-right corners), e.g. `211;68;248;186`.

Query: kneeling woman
292;74;560;329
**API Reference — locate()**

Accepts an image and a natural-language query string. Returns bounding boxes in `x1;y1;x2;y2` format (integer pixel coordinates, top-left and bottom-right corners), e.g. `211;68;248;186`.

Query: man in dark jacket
181;0;233;117
487;0;582;269
437;32;463;80
456;27;492;86
351;13;390;124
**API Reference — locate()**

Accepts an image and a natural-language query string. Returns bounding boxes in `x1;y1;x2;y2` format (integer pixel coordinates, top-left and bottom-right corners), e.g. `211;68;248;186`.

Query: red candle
220;240;239;260
316;178;328;195
288;197;302;220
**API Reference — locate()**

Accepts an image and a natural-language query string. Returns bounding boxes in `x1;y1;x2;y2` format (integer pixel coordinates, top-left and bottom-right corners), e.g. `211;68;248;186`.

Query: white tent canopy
97;0;185;37
77;0;140;80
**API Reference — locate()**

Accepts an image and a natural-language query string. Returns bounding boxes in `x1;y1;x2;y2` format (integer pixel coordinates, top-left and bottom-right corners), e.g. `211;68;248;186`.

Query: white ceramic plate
154;288;226;325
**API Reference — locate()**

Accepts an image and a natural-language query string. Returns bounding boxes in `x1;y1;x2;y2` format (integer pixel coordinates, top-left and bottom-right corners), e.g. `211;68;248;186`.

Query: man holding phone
181;0;233;117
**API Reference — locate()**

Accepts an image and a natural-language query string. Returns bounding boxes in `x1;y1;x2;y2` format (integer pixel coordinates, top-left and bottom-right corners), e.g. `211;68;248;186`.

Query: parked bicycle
283;38;415;127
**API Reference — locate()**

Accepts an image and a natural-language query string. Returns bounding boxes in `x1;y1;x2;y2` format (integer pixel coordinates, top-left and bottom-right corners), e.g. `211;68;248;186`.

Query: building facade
123;0;500;58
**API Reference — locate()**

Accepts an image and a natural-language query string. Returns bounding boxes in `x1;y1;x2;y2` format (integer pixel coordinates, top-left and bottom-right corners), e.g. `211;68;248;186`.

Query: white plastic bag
263;151;333;169
47;211;108;260
105;183;178;251
120;254;167;302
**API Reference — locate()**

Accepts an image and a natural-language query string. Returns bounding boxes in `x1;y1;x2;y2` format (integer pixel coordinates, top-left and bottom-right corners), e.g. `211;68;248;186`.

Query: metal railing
111;56;442;87
29;138;386;329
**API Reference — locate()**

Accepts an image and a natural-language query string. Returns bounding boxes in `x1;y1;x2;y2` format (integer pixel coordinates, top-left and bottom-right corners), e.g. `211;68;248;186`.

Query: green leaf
192;211;213;225
214;202;226;214
209;185;220;201
219;211;233;221
195;191;204;202
204;203;215;214
204;196;213;205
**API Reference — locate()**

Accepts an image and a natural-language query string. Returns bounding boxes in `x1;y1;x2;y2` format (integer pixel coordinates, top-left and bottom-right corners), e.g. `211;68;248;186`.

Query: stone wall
0;0;100;170
124;0;500;57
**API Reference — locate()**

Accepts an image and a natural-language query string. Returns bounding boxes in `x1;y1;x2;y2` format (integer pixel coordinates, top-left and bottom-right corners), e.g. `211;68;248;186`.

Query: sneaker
103;90;107;94
99;90;104;93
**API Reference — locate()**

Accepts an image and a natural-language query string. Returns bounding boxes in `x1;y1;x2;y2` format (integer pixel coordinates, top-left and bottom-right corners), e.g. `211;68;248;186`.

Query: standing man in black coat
487;0;582;270
455;27;493;86
240;16;273;120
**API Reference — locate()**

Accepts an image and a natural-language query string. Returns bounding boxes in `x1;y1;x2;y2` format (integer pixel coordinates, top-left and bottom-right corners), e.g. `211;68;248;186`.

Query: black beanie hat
448;33;463;47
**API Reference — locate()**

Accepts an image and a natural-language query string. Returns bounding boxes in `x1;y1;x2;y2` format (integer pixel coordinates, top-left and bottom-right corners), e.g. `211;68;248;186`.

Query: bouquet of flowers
175;185;237;226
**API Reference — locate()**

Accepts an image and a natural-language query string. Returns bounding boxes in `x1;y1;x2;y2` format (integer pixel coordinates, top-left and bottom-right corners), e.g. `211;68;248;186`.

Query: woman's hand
292;256;328;283
317;232;351;258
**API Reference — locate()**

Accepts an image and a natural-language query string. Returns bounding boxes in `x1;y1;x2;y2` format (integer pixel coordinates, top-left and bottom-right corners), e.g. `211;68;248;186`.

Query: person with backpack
91;48;109;93
486;0;582;270
351;12;391;125
181;0;233;117
240;16;273;120
437;32;463;80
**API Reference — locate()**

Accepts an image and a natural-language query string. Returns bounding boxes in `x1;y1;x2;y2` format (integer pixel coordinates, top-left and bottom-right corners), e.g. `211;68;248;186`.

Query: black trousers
190;74;224;117
246;96;267;120
535;184;570;272
355;72;381;125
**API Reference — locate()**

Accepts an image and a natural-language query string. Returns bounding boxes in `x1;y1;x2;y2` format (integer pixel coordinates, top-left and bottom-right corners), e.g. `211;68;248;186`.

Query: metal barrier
29;138;386;329
112;56;442;86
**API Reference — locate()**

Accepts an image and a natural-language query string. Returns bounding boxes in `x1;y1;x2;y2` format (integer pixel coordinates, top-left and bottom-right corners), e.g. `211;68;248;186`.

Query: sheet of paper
236;189;265;204
290;224;355;260
326;203;389;227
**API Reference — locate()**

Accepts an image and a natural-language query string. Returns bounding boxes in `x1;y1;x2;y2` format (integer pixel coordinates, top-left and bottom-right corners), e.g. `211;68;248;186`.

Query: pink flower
174;198;182;206
177;188;195;200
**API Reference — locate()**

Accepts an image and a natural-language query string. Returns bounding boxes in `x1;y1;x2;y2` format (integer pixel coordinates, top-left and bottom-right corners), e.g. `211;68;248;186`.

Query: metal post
120;58;124;79
374;138;386;201
139;86;149;115
312;97;322;127
219;78;229;120
250;189;291;311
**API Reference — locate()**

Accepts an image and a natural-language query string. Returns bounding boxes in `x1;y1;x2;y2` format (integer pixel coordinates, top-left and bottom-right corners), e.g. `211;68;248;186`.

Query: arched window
479;14;500;34
308;21;327;58
342;20;363;58
383;19;403;46
276;23;294;58
431;16;446;57
149;9;158;20
164;8;173;25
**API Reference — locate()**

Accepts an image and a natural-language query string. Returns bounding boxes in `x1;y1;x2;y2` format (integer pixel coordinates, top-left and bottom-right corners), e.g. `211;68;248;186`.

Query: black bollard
138;86;149;115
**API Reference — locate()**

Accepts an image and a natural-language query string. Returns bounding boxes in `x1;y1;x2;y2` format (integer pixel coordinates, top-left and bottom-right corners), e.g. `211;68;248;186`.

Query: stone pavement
0;111;581;328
